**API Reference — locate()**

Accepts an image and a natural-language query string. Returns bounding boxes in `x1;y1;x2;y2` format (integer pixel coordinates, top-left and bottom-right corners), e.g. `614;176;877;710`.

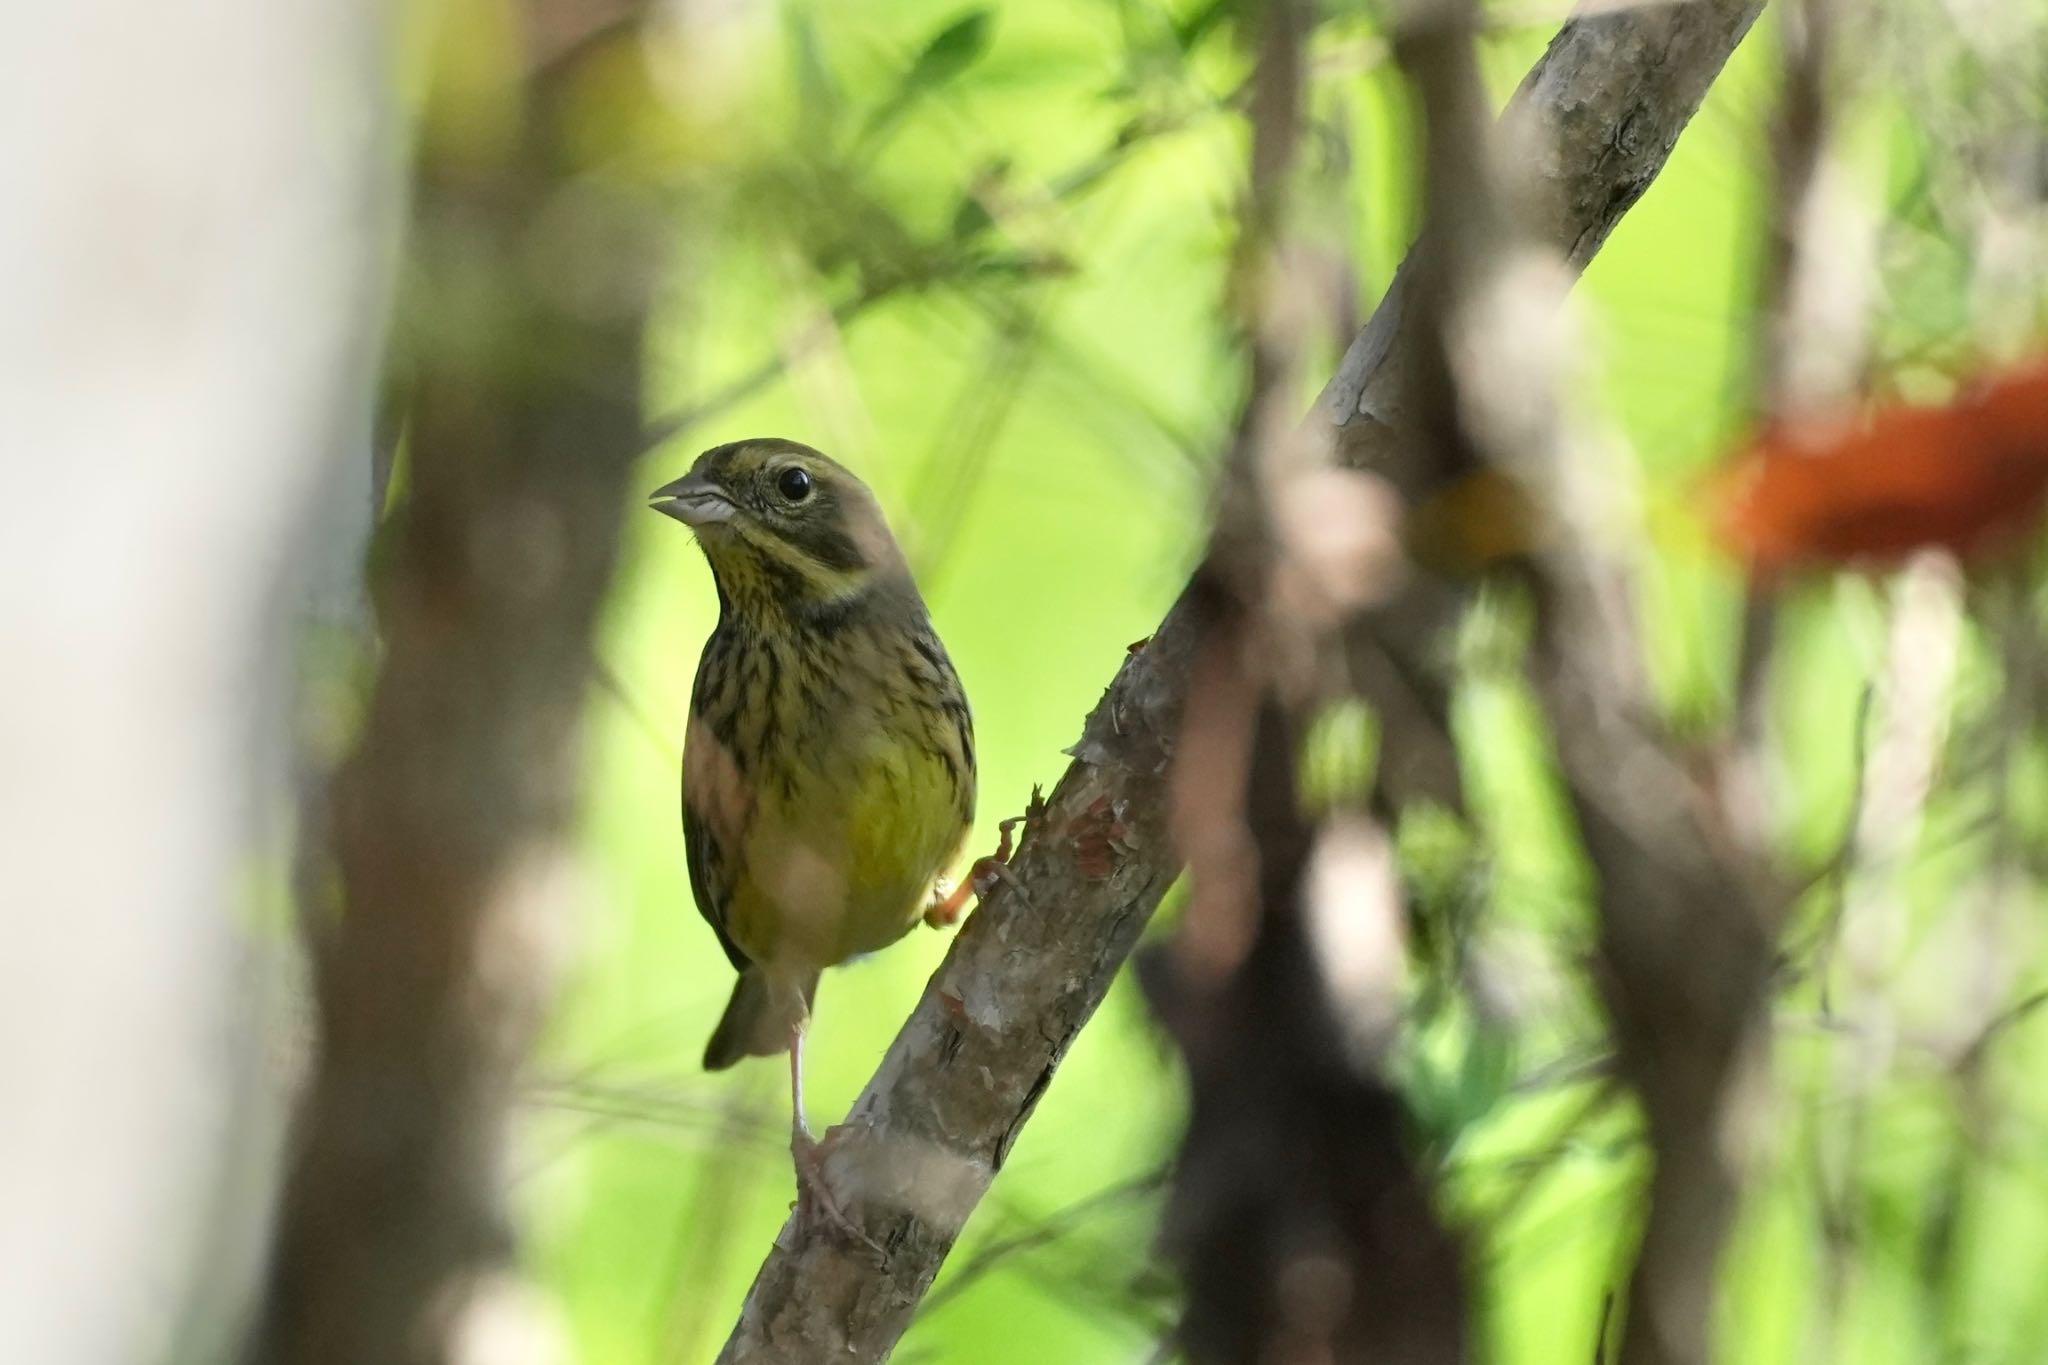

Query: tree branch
1321;0;1766;497
715;3;1766;1360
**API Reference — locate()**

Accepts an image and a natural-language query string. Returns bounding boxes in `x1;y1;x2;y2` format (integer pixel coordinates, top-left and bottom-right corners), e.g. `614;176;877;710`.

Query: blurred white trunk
0;1;386;1361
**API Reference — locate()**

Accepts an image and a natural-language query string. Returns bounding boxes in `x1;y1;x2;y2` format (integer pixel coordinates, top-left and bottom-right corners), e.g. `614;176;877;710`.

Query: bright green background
492;2;2048;1361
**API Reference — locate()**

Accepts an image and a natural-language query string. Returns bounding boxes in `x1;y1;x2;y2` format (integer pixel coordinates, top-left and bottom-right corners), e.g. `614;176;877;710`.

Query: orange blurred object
1717;359;2048;576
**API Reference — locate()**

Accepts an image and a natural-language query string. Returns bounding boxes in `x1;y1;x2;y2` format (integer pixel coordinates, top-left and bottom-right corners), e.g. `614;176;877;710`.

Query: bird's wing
684;797;749;974
908;627;976;815
683;714;754;975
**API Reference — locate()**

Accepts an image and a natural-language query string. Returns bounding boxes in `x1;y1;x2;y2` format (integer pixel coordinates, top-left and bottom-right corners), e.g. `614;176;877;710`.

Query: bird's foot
923;815;1026;927
792;1125;885;1255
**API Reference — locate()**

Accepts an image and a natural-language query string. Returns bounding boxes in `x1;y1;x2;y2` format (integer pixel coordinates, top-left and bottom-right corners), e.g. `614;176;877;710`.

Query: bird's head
649;438;910;622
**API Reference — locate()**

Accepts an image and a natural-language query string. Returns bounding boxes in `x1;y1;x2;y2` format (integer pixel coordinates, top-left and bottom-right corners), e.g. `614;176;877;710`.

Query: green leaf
905;9;994;91
1171;0;1231;52
853;9;994;153
949;196;995;242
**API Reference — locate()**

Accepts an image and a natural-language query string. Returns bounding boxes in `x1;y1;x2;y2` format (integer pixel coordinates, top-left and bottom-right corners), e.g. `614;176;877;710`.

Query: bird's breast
707;622;973;971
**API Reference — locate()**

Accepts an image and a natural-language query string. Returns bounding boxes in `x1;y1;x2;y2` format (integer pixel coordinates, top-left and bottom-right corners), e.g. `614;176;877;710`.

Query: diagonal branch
715;3;1765;1361
1322;0;1766;496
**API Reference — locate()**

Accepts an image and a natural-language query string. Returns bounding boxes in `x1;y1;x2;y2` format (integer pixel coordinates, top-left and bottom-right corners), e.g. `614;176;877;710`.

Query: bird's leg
923;815;1027;927
787;1025;884;1253
787;1021;813;1144
787;1026;831;1214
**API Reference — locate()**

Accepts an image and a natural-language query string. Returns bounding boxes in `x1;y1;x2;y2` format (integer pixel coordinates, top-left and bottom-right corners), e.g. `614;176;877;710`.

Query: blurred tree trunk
247;9;668;1364
0;0;388;1362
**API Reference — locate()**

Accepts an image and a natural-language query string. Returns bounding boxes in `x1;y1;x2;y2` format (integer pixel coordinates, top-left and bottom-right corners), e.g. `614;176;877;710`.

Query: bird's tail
702;969;818;1071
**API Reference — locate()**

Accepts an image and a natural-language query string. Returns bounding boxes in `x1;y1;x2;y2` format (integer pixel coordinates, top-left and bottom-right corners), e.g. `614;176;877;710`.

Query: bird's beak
649;473;735;526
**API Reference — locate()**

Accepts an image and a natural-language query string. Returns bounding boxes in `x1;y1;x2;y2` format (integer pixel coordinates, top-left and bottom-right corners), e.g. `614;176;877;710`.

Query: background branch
1322;0;1767;497
1141;1;1465;1358
1382;1;1779;1361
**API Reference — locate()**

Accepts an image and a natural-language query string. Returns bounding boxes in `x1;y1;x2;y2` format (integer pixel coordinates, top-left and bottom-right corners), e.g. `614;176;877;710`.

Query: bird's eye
776;466;813;503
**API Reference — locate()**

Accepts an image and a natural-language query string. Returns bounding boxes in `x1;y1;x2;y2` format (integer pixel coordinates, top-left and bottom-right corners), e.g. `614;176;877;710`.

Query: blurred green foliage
481;0;2048;1361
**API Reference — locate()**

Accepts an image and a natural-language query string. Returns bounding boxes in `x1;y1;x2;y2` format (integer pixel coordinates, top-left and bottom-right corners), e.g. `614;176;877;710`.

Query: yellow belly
722;731;970;971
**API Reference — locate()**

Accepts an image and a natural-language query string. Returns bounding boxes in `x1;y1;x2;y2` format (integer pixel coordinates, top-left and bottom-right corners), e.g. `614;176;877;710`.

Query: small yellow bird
650;438;976;1220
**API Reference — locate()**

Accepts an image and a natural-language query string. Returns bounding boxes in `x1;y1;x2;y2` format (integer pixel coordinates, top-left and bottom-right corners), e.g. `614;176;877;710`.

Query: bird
649;437;980;1229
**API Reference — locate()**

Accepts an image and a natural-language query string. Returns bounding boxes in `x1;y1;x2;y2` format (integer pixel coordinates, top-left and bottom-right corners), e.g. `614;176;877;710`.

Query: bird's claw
924;815;1025;927
792;1125;885;1256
